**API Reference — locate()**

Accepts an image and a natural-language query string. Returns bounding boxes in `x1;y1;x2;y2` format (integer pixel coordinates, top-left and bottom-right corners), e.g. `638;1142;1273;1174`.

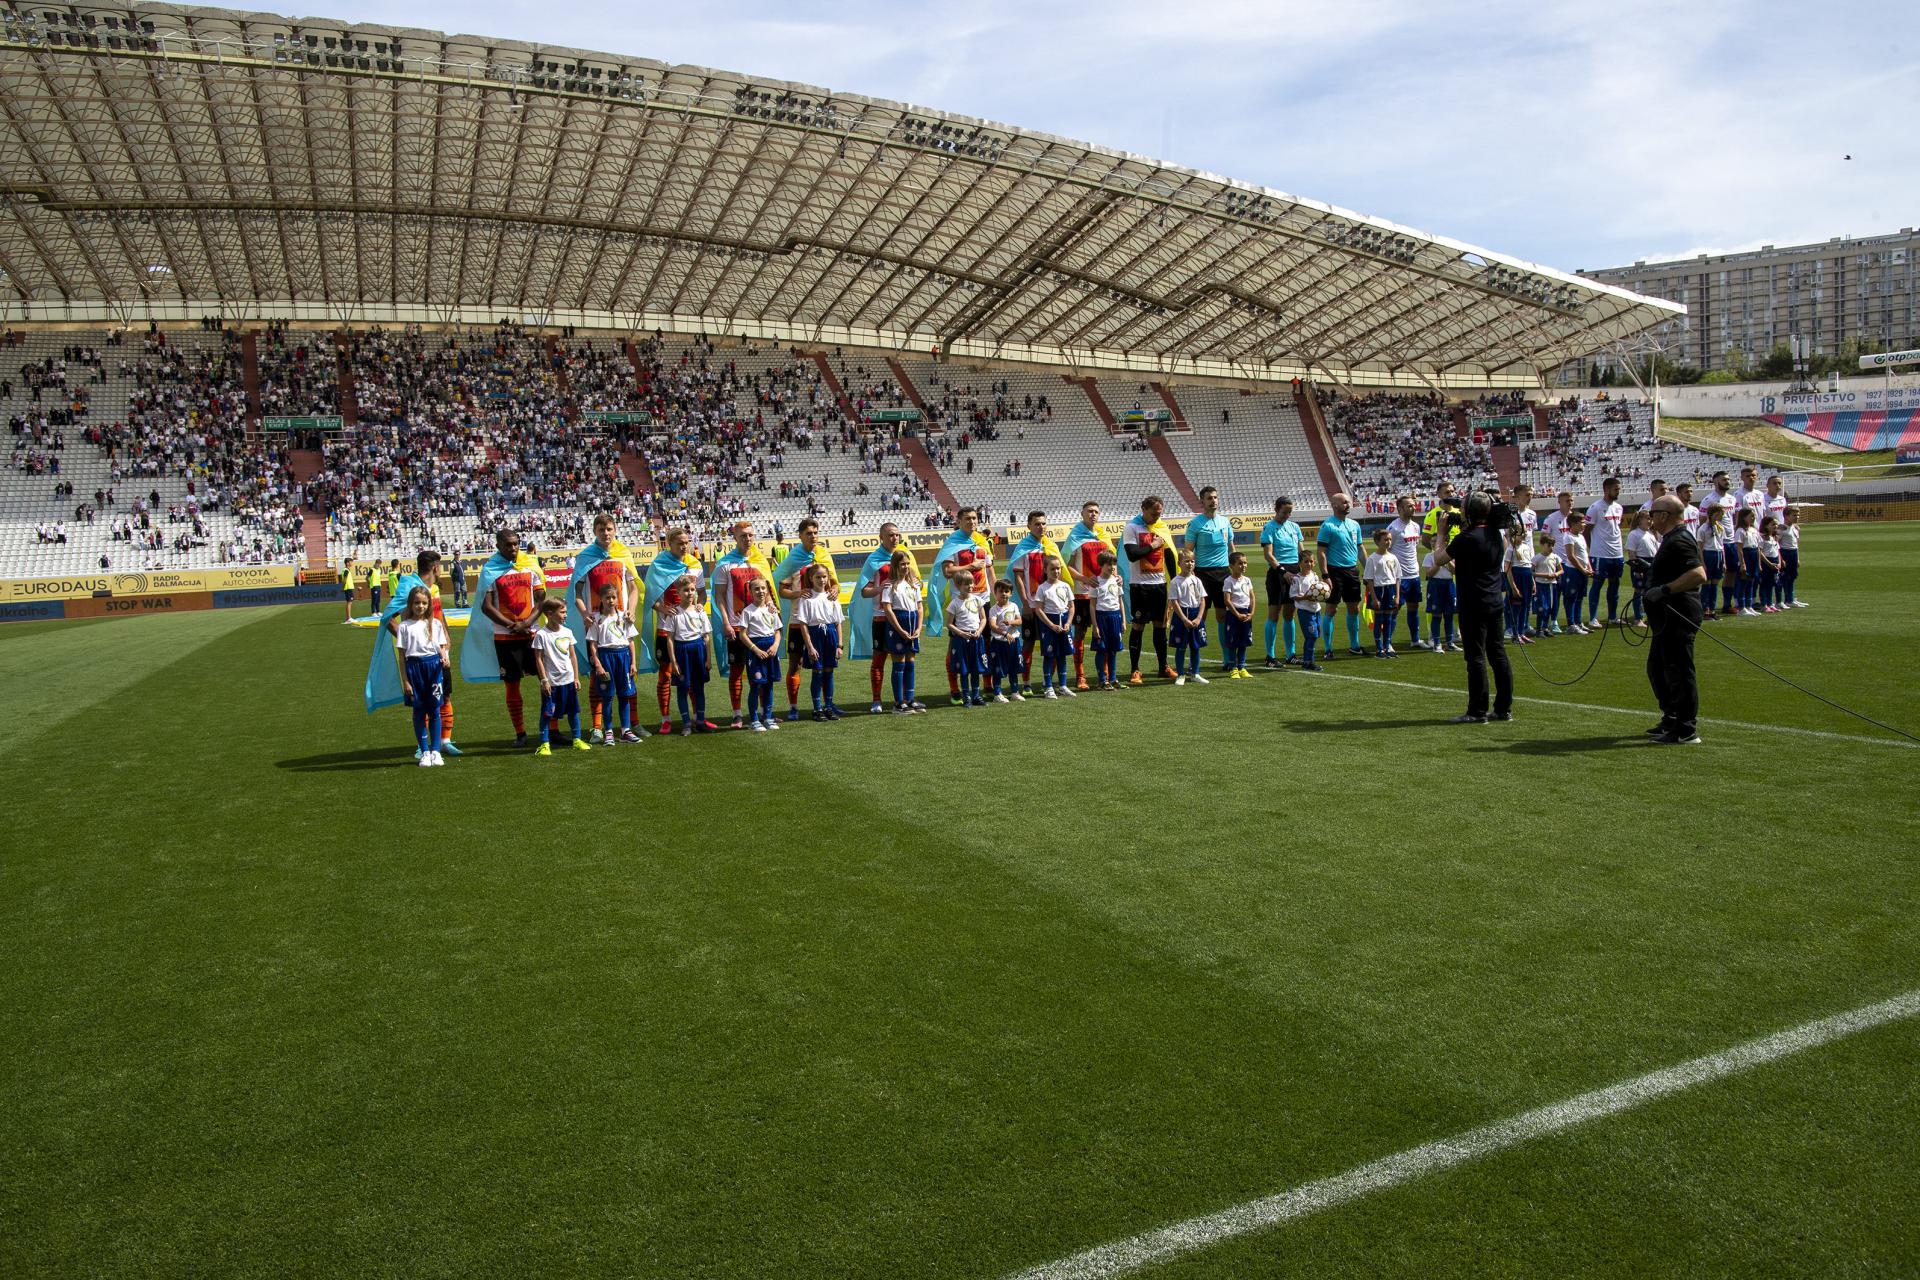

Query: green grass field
4;524;1918;1278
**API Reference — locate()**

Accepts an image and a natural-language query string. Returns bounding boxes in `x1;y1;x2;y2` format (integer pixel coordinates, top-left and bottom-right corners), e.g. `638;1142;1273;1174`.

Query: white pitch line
1285;666;1920;750
1005;988;1920;1280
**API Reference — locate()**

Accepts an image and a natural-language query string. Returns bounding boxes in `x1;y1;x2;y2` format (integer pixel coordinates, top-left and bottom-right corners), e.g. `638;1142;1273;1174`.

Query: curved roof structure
0;3;1683;387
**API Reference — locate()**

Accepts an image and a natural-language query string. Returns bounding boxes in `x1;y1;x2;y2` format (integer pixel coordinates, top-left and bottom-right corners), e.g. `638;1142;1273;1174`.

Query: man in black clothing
1430;491;1512;723
1640;495;1708;744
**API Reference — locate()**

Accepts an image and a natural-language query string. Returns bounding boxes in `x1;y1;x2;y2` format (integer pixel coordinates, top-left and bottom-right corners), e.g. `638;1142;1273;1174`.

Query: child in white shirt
394;585;451;766
666;574;715;734
1363;529;1401;657
1168;561;1210;683
1034;557;1077;697
1530;535;1562;637
1421;549;1456;651
1289;567;1329;671
945;578;987;709
1219;551;1256;677
1089;550;1126;690
988;580;1025;702
531;597;588;754
738;576;784;731
793;564;844;718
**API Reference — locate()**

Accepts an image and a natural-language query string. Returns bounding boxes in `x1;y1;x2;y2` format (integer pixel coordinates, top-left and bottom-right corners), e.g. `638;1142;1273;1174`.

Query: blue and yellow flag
458;551;543;683
707;542;776;676
925;528;994;638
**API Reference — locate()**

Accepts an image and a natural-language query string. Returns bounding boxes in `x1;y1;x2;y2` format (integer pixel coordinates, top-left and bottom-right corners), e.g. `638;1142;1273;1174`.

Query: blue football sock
1347;612;1361;649
1264;618;1277;660
1282;617;1296;659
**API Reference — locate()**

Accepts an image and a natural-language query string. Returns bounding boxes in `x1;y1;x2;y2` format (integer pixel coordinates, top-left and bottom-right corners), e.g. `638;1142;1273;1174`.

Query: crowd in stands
306;326;636;553
257;330;340;419
1326;390;1497;507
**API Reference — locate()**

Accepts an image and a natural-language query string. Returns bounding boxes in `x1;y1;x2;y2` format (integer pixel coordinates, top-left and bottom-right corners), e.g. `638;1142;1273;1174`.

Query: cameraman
1641;494;1707;744
1429;491;1513;723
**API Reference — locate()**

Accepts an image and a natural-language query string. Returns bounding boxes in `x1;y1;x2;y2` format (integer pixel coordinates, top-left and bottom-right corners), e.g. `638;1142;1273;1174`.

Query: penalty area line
1290;666;1920;750
1003;988;1920;1280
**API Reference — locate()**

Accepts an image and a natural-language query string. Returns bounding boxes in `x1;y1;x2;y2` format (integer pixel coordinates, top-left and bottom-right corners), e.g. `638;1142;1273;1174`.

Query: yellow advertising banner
0;565;298;601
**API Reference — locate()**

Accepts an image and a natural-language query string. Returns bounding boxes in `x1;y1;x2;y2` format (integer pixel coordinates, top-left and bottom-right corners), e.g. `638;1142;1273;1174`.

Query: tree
1757;343;1796;380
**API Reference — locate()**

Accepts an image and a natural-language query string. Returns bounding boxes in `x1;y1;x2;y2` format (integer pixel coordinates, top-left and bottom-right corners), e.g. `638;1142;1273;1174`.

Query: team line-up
370;469;1812;766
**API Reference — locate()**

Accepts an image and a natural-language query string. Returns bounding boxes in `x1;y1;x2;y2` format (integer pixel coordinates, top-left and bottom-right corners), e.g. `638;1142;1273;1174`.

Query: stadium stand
3;329;307;575
1160;384;1329;516
1762;408;1920;453
1327;391;1499;505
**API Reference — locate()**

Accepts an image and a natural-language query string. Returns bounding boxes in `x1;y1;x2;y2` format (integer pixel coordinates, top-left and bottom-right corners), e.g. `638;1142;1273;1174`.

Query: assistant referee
1640;494;1708;745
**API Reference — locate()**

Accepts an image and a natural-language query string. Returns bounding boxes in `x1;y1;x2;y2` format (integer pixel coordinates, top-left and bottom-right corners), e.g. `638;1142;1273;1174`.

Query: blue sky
327;0;1918;272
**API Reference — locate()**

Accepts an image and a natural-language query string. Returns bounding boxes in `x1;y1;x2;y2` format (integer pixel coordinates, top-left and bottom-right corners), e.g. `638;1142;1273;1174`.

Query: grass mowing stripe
1006;988;1920;1280
1293;666;1920;749
0;606;284;755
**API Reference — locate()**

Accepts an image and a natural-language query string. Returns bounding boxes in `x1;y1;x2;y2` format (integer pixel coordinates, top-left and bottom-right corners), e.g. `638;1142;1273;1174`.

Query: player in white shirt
531;597;589;754
1387;494;1429;649
1763;474;1790;528
1636;478;1668;514
1675;482;1702;542
393;585;451;766
1624;510;1661;627
1584;476;1627;625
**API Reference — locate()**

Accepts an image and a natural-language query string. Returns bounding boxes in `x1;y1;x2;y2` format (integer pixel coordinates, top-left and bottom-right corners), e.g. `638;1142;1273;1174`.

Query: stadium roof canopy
0;4;1683;388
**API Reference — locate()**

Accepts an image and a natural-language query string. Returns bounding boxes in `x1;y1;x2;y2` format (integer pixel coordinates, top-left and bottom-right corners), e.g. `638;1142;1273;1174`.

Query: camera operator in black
1429;491;1514;723
1640;494;1708;744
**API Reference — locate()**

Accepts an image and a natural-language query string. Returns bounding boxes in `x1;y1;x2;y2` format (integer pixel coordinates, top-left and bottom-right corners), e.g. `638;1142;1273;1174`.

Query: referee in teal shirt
1183;486;1235;612
1315;491;1365;658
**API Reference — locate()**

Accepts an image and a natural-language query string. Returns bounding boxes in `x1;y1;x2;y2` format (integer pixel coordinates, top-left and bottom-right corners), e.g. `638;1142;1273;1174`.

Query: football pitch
3;523;1917;1278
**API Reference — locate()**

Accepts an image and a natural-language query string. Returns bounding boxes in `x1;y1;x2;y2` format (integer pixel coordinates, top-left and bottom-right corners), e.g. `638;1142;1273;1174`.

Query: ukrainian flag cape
707;542;776;676
771;541;835;625
846;544;898;661
459;551;542;683
1062;522;1125;622
362;570;426;712
636;546;697;675
566;538;637;652
1007;530;1070;592
926;528;993;638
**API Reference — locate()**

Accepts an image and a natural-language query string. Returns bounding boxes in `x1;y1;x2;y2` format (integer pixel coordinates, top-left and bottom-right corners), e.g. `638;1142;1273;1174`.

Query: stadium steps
1293;383;1345;503
807;351;856;418
899;434;960;513
242;330;261;430
1075;374;1201;507
1451;403;1470;438
1148;382;1192;432
619;447;655;496
1067;374;1123;435
289;447;329;567
1531;402;1552;439
1492;443;1521;492
336;332;359;427
885;356;930;415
